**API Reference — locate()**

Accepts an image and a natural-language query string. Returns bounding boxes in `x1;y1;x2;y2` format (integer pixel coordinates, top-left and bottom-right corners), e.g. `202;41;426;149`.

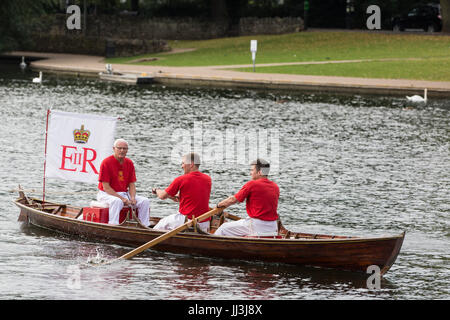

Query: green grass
106;31;450;81
234;57;450;81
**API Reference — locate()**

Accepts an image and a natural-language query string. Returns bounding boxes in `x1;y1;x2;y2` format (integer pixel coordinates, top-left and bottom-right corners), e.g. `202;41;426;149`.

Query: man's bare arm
217;195;238;209
153;188;179;202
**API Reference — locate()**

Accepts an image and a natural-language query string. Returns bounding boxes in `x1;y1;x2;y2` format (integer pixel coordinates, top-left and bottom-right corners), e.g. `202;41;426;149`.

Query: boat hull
15;199;404;275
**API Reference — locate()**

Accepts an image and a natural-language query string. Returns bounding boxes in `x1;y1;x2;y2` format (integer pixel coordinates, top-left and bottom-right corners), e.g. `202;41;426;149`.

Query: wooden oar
224;211;241;221
208;206;241;221
103;206;224;265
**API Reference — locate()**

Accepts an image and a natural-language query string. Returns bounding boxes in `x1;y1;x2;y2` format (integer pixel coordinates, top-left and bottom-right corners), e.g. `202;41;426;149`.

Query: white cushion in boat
90;200;109;208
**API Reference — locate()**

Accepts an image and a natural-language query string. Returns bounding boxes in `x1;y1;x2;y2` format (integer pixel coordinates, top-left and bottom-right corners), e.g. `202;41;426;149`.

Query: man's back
235;178;279;221
166;171;211;218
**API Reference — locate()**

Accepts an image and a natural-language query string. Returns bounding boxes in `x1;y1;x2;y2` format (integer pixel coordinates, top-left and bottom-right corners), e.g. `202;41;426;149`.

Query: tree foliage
0;0;46;52
1;0;448;53
441;0;450;32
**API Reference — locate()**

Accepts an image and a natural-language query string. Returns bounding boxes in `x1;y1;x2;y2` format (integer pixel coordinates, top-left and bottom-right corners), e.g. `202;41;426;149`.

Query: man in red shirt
214;159;279;237
97;139;150;226
152;152;212;233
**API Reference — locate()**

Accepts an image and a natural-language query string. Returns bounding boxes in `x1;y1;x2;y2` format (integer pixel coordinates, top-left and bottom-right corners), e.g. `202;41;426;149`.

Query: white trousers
214;218;278;237
97;191;150;227
153;213;210;233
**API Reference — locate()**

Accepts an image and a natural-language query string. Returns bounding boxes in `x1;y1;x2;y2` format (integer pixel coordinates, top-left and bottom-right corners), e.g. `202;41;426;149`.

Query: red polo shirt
234;178;279;221
165;171;212;221
98;155;136;192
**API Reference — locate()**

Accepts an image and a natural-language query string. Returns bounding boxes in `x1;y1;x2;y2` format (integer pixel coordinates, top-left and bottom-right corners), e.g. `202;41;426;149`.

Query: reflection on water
0;58;449;299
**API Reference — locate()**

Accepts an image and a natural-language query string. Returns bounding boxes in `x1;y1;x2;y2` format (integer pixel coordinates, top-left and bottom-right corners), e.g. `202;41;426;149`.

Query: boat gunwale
14;198;406;245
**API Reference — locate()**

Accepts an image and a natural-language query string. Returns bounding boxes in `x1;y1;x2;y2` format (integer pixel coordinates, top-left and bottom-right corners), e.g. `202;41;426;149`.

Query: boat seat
51;205;66;215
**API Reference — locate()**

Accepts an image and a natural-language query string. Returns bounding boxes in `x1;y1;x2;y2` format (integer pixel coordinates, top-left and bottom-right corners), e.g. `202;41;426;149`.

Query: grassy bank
235;57;450;81
107;31;450;81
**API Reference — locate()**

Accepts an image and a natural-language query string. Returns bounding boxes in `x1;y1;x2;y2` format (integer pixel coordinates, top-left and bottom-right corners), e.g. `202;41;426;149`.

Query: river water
0;60;448;301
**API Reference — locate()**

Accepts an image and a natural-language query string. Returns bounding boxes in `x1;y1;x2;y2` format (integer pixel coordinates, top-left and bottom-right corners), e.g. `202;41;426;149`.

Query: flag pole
43;109;50;203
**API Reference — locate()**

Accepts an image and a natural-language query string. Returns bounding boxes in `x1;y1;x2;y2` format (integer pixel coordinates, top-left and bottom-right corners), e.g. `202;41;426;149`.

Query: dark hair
250;158;270;175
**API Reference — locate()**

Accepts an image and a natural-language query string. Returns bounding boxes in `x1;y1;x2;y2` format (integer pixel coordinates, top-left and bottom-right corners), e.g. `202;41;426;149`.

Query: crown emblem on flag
73;125;90;144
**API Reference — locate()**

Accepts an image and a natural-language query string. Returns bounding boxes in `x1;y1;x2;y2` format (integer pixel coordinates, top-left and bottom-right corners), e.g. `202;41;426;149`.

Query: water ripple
0;62;448;299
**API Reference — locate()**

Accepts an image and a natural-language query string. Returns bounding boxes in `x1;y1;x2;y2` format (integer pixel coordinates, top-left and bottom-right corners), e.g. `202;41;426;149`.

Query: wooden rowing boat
13;192;404;275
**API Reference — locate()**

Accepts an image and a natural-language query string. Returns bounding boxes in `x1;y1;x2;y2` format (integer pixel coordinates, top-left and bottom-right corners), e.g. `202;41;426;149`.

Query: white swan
406;88;427;103
32;71;42;83
105;64;113;74
20;56;27;69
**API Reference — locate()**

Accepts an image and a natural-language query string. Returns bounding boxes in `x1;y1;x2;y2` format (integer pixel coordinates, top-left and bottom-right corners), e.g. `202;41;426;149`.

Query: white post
250;40;257;72
83;0;87;35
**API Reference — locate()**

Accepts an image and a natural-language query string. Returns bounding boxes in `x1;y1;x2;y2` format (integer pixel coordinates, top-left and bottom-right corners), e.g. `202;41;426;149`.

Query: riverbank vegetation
107;31;450;81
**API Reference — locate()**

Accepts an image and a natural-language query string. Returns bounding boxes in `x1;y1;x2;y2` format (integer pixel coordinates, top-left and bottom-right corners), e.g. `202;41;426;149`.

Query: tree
130;0;139;12
441;0;450;32
0;0;45;53
210;0;228;22
210;0;244;35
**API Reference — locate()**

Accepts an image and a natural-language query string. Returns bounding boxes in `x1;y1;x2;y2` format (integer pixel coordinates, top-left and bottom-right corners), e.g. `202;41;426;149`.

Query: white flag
45;110;117;184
